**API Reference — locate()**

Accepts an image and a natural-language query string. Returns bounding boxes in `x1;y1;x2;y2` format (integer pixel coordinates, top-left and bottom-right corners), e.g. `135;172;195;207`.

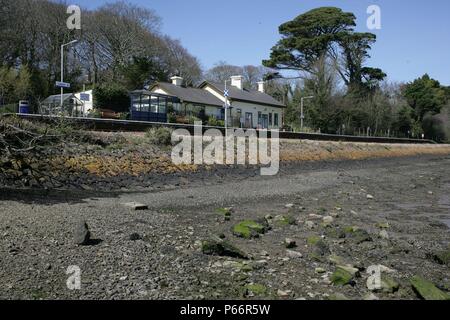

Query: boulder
286;250;303;259
330;267;354;286
432;248;450;266
122;202;148;210
232;220;266;239
74;220;91;245
201;238;248;259
410;276;450;300
284;238;297;249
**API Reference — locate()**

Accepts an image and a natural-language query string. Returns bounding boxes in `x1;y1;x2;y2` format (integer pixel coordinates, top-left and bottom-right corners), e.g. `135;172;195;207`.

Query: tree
119;56;167;90
93;83;130;113
205;62;242;84
403;74;448;121
263;7;385;93
0;66;32;105
263;7;355;76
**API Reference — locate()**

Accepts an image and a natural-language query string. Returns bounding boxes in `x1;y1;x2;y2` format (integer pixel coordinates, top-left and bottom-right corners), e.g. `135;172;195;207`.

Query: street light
60;40;78;111
224;79;231;137
300;96;314;131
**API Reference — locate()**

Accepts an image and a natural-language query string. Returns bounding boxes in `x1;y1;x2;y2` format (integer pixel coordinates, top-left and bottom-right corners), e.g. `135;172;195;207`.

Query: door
245;112;253;128
261;114;269;129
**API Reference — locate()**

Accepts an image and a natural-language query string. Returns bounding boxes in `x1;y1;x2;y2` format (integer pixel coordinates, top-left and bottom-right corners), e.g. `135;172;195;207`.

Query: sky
73;0;450;85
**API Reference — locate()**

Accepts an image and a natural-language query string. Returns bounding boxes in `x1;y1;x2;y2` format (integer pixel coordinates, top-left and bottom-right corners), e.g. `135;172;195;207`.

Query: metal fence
3;113;437;144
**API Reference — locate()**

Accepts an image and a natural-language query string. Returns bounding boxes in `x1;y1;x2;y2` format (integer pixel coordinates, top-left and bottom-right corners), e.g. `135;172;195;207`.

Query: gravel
0;155;449;300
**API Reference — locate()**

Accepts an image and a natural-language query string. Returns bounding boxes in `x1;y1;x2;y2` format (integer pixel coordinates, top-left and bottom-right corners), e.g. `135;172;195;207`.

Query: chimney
257;81;265;93
230;75;244;90
171;76;183;86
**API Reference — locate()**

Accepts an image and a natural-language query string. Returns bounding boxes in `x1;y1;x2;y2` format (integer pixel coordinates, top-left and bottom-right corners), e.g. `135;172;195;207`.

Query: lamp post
60;40;78;111
300;96;314;131
224;80;231;137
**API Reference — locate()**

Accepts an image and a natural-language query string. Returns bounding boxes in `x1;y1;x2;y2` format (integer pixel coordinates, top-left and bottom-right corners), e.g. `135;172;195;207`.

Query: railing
2;113;437;144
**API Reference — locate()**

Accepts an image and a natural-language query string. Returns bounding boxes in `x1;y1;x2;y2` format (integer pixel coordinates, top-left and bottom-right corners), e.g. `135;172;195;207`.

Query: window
131;95;141;112
150;96;158;113
257;111;262;125
274;113;279;126
158;97;166;114
141;95;150;112
269;113;273;126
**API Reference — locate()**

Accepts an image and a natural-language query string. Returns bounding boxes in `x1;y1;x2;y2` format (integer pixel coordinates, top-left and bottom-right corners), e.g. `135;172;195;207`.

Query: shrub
93;83;130;113
207;115;225;127
145;127;173;146
167;112;177;123
187;115;201;124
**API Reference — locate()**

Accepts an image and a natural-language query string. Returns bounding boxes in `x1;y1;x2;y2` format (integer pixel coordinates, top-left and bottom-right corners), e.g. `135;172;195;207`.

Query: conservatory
129;90;181;122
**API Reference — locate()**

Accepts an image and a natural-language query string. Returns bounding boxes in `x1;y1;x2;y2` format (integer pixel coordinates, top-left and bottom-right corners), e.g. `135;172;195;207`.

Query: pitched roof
41;93;79;104
150;82;224;107
199;81;286;108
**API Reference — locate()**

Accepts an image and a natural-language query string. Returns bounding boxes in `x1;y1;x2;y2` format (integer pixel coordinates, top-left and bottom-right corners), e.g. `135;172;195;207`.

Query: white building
132;75;285;129
74;89;94;115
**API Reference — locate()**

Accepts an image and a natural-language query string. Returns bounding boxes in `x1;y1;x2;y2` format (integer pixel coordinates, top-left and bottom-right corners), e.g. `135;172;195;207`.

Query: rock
284;238;297;249
432;248;450;266
277;289;292;298
328;293;349;300
337;264;360;277
410;276;450;300
379;230;389;240
216;207;232;220
245;284;267;296
324;227;346;239
285;203;294;208
273;215;296;227
315;267;326;274
122;202;148;210
74;220;91;245
322;216;334;225
380;275;400;293
376;222;390;229
330;212;339;218
330;267;354;286
286;250;302;259
312;239;330;257
364;293;379;300
201;238;248;259
305;221;316;229
307;236;321;246
232;220;266;239
345;226;372;244
129;233;142;241
366;194;374;199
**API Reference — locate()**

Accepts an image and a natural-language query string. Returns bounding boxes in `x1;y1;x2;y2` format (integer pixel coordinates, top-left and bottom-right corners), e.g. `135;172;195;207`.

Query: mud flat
0;154;449;300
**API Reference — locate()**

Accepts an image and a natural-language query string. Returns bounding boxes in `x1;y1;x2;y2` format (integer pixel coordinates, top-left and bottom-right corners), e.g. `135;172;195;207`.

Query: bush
87;109;102;118
207;115;225;127
167;112;177;123
145;127;173;146
187;115;201;124
93;83;130;113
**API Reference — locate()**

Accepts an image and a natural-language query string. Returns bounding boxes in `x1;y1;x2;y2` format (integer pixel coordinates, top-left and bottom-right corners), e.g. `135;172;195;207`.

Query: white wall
74;89;94;115
202;84;283;129
151;84;284;128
